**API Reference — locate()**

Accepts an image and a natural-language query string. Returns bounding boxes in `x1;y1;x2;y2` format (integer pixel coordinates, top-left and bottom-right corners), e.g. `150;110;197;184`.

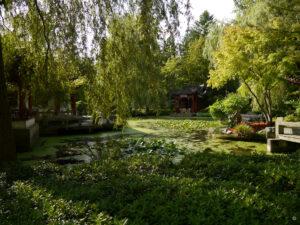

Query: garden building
170;85;207;114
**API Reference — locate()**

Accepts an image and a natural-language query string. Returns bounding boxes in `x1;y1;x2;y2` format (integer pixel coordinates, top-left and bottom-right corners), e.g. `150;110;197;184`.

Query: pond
18;117;267;165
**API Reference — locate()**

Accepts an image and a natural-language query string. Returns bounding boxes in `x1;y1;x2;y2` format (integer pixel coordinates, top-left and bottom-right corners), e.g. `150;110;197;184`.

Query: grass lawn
1;117;298;224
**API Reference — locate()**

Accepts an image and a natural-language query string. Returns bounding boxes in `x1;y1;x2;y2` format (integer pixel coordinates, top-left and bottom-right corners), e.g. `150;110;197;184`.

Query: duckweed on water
153;119;221;131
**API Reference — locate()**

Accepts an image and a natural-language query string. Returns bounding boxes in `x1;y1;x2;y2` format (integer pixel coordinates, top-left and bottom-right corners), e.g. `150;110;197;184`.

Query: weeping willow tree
87;0;190;125
0;0;189;161
87;15;162;124
0;0;92;161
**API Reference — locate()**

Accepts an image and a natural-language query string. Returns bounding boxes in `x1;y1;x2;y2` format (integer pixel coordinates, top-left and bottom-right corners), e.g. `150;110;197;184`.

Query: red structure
283;75;300;86
170;85;207;114
70;93;77;116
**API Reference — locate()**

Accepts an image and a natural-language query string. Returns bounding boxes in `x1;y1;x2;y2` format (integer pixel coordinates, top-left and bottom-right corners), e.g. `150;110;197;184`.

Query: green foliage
0;171;127;225
209;93;249;126
1;0;188;126
283;99;300;121
196;112;211;117
181;10;215;54
286;99;300;117
81;138;185;162
131;108;172;117
162;36;210;89
284;114;300;122
209;100;226;120
84;0;190;126
233;124;253;139
88;14;168;125
208;0;300;124
153;119;219;131
1;149;299;224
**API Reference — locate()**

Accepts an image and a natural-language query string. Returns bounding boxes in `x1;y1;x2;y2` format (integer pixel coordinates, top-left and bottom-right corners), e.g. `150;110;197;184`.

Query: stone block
265;127;275;139
12;118;35;129
267;138;300;153
13;123;39;152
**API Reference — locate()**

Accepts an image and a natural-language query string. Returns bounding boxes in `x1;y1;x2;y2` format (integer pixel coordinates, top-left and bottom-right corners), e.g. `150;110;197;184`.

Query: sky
180;0;236;35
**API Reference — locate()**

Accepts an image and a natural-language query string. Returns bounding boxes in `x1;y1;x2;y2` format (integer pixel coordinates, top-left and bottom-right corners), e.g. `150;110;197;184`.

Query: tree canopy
208;0;300;124
0;0;190;161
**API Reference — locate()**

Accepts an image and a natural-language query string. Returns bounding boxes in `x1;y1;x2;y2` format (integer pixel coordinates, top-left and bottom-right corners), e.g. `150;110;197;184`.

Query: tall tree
0;0;188;161
0;0;87;162
162;36;210;88
233;0;300;76
181;10;214;54
0;34;16;161
208;26;283;124
209;0;299;124
86;1;189;125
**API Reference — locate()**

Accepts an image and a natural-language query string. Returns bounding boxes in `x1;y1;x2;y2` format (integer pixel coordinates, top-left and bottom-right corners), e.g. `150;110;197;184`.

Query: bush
131;108;172;117
209;99;226;120
209;93;250;127
233;124;253;139
196;112;211;117
76;100;87;115
284;114;300;122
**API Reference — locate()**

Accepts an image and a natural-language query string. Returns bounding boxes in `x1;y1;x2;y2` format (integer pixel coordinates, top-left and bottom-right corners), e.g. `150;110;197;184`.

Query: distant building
170;85;207;114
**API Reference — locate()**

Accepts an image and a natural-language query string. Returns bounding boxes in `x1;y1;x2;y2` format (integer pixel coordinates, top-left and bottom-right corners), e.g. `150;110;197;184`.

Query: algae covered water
18;118;267;165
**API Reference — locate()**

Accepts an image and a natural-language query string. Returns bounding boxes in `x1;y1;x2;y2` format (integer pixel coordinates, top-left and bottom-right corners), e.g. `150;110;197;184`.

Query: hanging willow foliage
1;0;191;125
84;0;191;125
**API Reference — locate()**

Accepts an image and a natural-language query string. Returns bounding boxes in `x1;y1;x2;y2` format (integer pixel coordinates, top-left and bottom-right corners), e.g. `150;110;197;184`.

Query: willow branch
34;0;50;77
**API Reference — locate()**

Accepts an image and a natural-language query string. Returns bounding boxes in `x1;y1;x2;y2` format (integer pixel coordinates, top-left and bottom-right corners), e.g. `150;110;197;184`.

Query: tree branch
263;91;271;120
242;77;268;121
33;0;50;77
0;10;9;30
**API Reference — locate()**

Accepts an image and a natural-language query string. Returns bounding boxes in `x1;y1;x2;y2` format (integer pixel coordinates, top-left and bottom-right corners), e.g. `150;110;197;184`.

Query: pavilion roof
170;85;206;96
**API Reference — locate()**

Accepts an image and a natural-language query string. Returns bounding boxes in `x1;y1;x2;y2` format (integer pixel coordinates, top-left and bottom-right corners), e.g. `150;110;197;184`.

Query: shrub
209;93;250;127
233;124;253;139
284;114;300;122
209;99;226;121
196;112;211;117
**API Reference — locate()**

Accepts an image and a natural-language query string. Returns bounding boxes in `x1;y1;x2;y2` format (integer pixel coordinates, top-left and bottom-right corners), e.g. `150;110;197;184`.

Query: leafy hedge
0;149;299;224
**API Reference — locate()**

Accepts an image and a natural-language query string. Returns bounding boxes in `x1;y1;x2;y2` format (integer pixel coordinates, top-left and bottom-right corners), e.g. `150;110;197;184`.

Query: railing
37;111;91;128
11;109;38;121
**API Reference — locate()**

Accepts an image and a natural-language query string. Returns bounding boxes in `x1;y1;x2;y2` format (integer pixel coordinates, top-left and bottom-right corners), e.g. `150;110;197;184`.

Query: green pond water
18;118;267;165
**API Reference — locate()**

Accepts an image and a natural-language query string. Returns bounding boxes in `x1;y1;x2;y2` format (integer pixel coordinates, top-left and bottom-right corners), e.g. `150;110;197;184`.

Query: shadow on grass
1;151;299;225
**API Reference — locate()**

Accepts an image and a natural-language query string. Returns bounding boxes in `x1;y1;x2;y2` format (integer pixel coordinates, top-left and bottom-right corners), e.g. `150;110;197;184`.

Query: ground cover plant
1;146;299;225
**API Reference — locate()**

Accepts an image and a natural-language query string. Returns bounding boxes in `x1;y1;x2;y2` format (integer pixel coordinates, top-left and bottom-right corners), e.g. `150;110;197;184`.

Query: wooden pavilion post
191;95;195;113
71;93;76;116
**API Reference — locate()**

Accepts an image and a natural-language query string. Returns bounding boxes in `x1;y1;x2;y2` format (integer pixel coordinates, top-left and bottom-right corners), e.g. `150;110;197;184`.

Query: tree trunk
0;35;17;162
242;79;273;125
